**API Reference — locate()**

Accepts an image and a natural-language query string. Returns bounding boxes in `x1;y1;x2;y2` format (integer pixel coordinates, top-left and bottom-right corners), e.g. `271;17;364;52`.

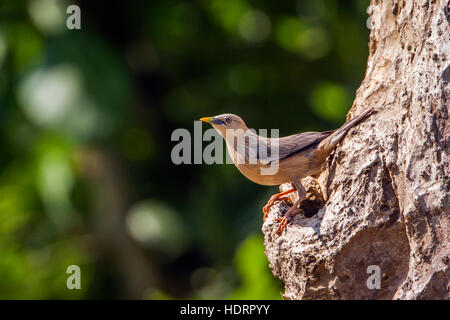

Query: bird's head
200;114;248;137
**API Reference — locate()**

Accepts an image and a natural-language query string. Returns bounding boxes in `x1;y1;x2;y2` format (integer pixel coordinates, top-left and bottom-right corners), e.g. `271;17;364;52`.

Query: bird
200;107;374;236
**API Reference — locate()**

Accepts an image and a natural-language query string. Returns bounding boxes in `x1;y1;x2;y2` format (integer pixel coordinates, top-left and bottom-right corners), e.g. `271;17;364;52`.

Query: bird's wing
274;130;334;161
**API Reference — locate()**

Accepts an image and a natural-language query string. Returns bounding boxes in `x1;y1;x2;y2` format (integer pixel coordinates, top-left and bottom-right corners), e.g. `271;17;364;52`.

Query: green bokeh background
0;0;370;299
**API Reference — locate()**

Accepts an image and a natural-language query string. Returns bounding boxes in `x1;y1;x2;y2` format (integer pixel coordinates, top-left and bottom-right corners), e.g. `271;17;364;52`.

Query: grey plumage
277;130;334;161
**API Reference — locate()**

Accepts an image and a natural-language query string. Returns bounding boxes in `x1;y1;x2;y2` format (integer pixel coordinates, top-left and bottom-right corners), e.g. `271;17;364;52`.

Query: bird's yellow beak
200;117;213;123
200;116;224;125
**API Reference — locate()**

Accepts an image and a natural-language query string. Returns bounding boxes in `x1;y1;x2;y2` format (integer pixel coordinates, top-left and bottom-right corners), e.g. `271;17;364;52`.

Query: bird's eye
225;117;232;124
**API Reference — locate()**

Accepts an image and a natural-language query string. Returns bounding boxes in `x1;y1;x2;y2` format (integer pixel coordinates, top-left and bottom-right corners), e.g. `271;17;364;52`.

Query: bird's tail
317;107;375;154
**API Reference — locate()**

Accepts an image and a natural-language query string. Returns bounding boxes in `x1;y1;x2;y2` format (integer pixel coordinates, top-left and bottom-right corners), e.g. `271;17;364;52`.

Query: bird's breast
234;162;287;186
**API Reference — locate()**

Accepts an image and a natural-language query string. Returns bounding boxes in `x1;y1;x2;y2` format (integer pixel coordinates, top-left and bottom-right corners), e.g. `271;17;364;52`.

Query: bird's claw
272;208;304;237
263;196;292;221
273;217;289;237
262;188;296;222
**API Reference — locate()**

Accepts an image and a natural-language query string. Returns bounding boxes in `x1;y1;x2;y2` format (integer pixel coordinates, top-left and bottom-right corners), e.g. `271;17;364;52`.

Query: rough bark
262;0;449;300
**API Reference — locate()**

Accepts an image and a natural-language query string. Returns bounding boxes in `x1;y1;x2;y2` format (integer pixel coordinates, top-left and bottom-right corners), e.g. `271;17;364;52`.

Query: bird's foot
262;188;296;221
273;207;303;237
263;196;291;221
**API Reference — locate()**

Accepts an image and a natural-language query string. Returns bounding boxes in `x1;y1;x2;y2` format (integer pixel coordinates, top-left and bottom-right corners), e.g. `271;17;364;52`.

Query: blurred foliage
229;235;281;300
0;0;369;299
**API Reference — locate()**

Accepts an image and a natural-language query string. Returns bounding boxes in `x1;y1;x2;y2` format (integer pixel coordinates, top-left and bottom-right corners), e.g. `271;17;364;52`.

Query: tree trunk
262;0;449;300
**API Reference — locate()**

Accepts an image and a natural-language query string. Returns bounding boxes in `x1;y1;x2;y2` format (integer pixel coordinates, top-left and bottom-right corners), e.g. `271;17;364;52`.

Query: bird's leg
262;188;296;221
274;181;306;236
